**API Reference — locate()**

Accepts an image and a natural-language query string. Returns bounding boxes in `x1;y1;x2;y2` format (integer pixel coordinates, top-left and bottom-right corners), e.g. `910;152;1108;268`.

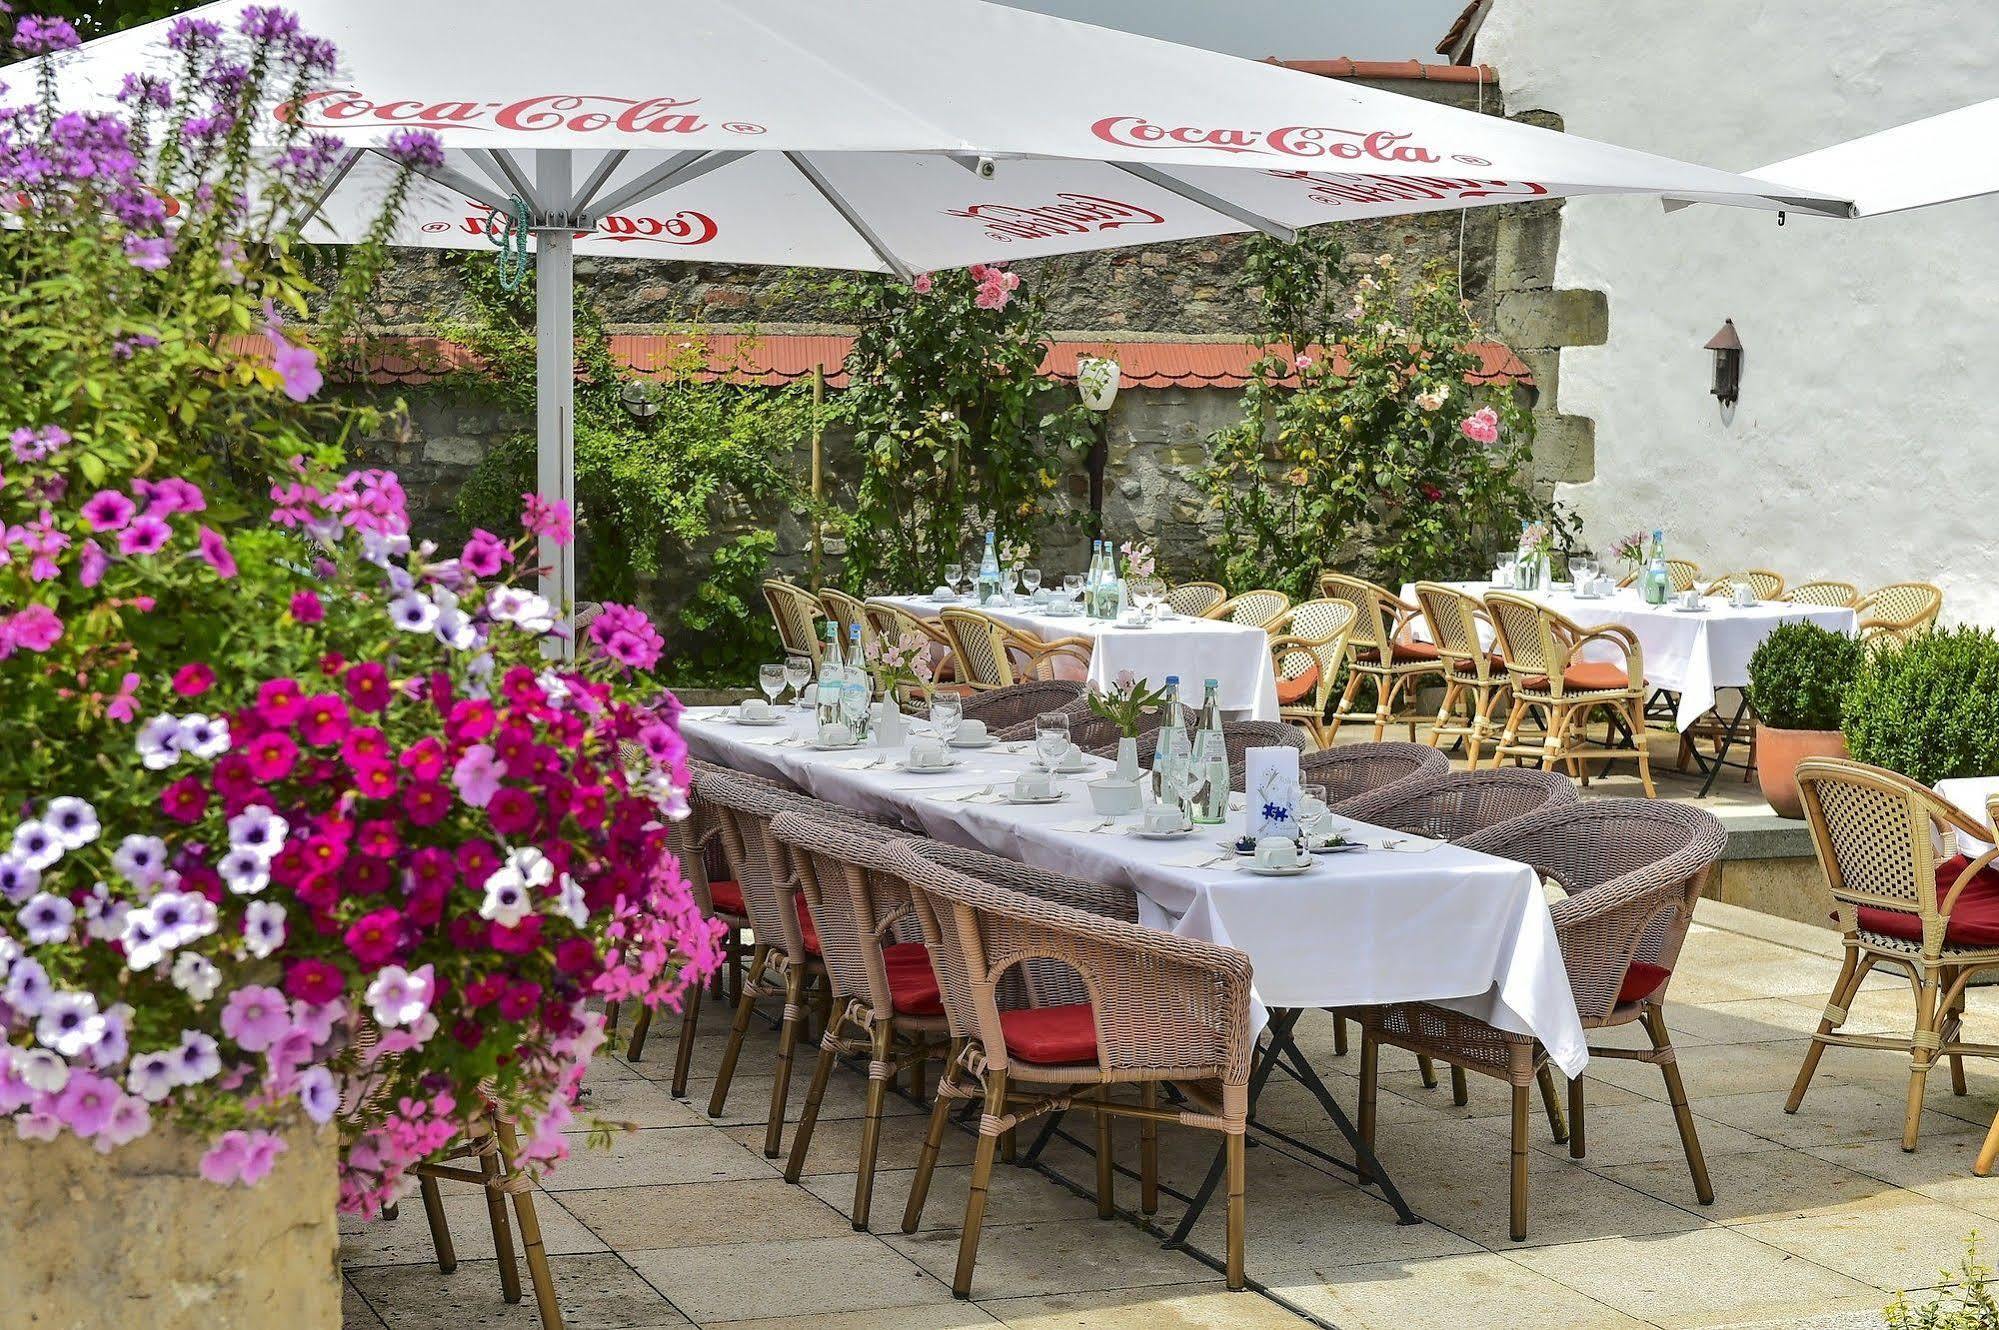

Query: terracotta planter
0;1116;338;1330
1755;723;1849;819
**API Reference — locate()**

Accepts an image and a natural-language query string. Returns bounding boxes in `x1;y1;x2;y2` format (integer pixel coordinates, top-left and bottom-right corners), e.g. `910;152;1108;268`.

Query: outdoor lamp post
1704;318;1743;407
1076;355;1121;538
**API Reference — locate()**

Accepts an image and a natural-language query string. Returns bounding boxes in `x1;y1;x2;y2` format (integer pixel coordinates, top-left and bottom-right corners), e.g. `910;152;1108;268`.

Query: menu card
1242;746;1301;841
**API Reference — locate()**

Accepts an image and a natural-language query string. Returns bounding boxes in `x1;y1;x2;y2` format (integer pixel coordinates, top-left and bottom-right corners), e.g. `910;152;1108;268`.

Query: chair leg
1630;697;1657;797
1976;1110;1999;1177
1450;1064;1469;1108
1946;970;1969;1096
853;1022;895;1231
626;1004;654;1062
725;928;743;1007
1094;1092;1115;1219
1787;947;1866;1113
1646;1008;1712;1204
1904;972;1941;1152
1225;1129;1246;1292
707;944;768;1118
1567;1074;1586;1161
1333;1013;1349;1057
1140;1083;1160;1216
1427;682;1459;749
495;1116;566;1330
952;1069;1009;1299
765;965;808;1158
1537;1065;1569;1144
474;1117;522;1304
418;1174;456;1274
669;983;702;1099
1418;1055;1439;1090
785;1035;839;1186
904;1056;957;1234
1509;1082;1530;1242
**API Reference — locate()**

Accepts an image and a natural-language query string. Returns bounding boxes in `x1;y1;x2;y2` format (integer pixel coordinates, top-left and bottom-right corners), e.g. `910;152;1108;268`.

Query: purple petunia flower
11;14;80;54
383;127;445;172
123;234;172;271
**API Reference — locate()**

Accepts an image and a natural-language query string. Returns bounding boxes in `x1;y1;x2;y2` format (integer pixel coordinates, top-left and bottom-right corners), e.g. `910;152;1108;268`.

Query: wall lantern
618;378;660;420
1075;355;1121;413
1703;319;1742;407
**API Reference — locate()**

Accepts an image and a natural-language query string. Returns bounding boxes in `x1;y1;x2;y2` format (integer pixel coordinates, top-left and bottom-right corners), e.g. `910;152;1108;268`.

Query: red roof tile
1265;56;1497;84
229;333;1530;391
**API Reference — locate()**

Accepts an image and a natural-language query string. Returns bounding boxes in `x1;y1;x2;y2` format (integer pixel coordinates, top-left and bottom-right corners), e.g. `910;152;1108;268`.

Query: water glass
943;563;963;596
1063;573;1084;600
930;693;963;745
759;663;786;704
784;653;812;705
1023;568;1042;596
1034;712;1071;769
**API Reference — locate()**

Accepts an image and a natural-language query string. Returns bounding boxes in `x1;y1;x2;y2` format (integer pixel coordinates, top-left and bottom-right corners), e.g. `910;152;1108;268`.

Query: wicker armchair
1338;768;1579;843
1414;580;1509;767
1321;572;1445;741
1165;581;1227;617
1486;591;1655;796
1702;569;1786;601
763;579;826;668
887;838;1255;1296
768;812;951;1228
959;679;1086;738
863;597;956;695
1361;800;1727;1241
1788;759;1999;1152
819;587;874;656
1301;741;1450;812
1857;581;1943;644
1267;598;1359;747
1205;588;1291;630
939;606;1091;689
1782;580;1861;609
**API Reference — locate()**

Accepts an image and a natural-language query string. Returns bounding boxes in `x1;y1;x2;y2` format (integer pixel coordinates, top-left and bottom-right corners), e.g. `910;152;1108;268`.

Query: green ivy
1198;239;1543;599
827;264;1094;593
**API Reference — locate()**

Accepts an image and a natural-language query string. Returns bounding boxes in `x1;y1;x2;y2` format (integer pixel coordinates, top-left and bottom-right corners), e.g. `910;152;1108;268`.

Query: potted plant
866;629;935;740
1843;627;1999;787
1086;671;1167;801
1746;622;1865;817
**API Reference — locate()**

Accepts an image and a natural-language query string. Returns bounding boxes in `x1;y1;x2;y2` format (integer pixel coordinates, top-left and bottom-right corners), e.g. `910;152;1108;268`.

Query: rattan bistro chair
961;679;1086;738
1787;759;1999;1152
1267;597;1359;747
864;597;957;696
1302;742;1450;812
819;586;874;656
1617;560;1701;594
939;606;1092;690
1321;572;1446;741
889;838;1255;1297
1783;580;1862;609
1205;588;1291;630
1486;591;1656;796
1413;580;1509;767
768;812;951;1228
1857;581;1943;645
408;1103;566;1329
1360;800;1726;1241
1165;581;1228;617
1703;569;1787;601
763;578;827;668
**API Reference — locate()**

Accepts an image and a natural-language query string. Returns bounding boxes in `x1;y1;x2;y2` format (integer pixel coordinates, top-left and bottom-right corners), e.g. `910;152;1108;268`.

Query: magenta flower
487;787;538;837
289;589;324;623
460;529;512;577
220;986;292;1053
243;730;298;781
197;526;237;578
77;538;107;587
262;303;323;403
585;602;665;672
117;515;172;556
1;604;62;656
343;662;391;713
80;490;136;532
519;493;574;546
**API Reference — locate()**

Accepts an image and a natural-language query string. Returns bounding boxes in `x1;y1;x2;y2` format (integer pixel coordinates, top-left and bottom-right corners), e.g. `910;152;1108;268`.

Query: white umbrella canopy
21;0;1858;624
1745;98;1999;219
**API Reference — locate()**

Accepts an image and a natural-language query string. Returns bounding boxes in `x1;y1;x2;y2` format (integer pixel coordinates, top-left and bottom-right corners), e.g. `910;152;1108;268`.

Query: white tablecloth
1400;582;1858;731
1936;777;1999;858
683;708;1587;1075
877;593;1280;722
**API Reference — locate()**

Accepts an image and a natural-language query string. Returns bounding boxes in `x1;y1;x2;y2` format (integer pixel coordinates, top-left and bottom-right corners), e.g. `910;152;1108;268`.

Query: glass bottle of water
815;620;845;729
1083;540;1103;618
1150;676;1183;808
1102;540;1125;620
842;622;871;738
1644;528;1669;605
1191;679;1230;824
976;531;1001;605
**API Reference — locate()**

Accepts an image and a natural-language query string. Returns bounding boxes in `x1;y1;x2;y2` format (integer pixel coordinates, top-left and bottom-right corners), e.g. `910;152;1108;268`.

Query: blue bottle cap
1165;675;1180;685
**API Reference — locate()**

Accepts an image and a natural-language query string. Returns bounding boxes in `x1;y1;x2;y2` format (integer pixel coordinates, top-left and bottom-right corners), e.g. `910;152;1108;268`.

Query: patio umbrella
1745;98;1999;218
23;0;1858;631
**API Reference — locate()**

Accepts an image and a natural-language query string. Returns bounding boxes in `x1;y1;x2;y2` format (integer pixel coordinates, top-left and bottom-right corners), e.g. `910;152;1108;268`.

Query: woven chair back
1484;591;1568;681
1319;572;1396;653
1704;569;1786;600
689;767;804;960
768;811;921;1021
818;587;872;655
961;680;1085;732
1665;560;1702;593
1414;581;1491;679
1337;768;1579;842
1783;580;1861;609
1300;741;1450;808
1210;589;1291;629
1795;757;1976;922
762;580;825;666
1165;581;1227;617
938;608;1018;689
1858;582;1943;637
665;786;721;916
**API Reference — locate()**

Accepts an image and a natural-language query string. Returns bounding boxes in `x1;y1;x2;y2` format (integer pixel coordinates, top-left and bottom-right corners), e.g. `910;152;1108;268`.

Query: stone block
1493;203;1566;293
1497;288;1609;349
1531;413;1597;484
421;434;487;467
2;1117;339;1330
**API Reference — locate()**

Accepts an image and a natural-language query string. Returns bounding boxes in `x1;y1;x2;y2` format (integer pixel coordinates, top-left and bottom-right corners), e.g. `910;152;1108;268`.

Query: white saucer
1244;860;1315;877
1006;791;1066;806
1036;757;1091;774
731;714;785;727
1132;825;1196;840
947;737;996;749
811;739;864;751
898;759;960;774
1672;604;1710;614
1113;619;1152;630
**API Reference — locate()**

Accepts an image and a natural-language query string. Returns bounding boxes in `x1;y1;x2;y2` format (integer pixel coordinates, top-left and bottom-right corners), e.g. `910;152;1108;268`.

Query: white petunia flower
35;990;105;1059
126;1051;177;1103
388;590;440;634
364;963;435;1028
169;951;221;1002
478;866;533;928
0;853;40;903
82;883;129;942
16;1046;70;1094
487;586;556;634
176;713;230;760
9;819;62;871
224;805;289;861
554;873;589;928
434;606;478;651
169;1031;221;1087
4;956;52;1015
135;715;183;770
18;892;74;945
111;834;169;888
216;847;271;896
43;796;100;850
242;901;287;959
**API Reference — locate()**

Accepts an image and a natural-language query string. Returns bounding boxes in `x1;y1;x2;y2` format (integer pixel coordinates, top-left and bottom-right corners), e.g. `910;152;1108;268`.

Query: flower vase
1115;737;1140;782
876;695;905;746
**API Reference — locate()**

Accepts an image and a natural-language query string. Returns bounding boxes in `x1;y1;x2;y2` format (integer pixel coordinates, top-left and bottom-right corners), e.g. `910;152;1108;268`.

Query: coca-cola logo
945;193;1165;243
1093;115;1451;164
427;210;719;246
279;89;764;137
1267;170;1550;208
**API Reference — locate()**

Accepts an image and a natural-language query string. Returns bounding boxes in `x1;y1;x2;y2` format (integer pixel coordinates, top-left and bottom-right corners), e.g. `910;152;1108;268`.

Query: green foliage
447;258;813;679
1843;627;1999;785
1887;1237;1999;1329
829;264;1093;594
1199;241;1542;599
1746;622;1865;731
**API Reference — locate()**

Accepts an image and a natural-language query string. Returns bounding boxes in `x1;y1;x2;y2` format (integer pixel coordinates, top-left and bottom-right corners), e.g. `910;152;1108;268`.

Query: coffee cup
1142;802;1186;834
956;718;988;744
818;720;854;747
1255;836;1304;870
1013;770;1054;800
739;698;773;721
1680;589;1702;609
1297;797;1330;830
1731;585;1756;608
909;737;949;768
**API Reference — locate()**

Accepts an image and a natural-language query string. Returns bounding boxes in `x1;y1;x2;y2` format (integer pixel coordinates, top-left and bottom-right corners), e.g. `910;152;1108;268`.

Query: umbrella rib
784;151;915;281
485;149;542;209
460;148;527;204
1109;162;1296;242
570;150;630;215
589;150;745;219
290;147;361;233
399;155;512;214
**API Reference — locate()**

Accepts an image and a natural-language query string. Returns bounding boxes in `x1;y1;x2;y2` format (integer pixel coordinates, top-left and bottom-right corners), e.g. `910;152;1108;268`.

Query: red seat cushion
998;1002;1099;1066
1857;855;1999;947
1452;652;1505;675
1276;664;1320;705
796;895;821;954
884;942;943;1017
1355;641;1441;665
708;878;746;917
1520;662;1630;693
1617;961;1672;1004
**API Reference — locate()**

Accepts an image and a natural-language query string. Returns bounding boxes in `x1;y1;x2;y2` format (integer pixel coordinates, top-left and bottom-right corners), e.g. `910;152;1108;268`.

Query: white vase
1116;737;1140;782
874;696;904;746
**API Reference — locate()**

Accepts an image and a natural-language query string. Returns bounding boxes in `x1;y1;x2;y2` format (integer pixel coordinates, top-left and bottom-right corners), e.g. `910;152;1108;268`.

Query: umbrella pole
533;154;577;659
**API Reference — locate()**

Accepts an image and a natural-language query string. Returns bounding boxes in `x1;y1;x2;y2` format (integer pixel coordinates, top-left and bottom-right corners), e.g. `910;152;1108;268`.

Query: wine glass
1062;573;1084;602
1299;783;1330;838
1130;576;1166;622
1572;556;1597;592
1023;567;1042;599
758;663;786;706
1034;712;1071;770
783;653;811;707
930;693;963;746
942;563;963;598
